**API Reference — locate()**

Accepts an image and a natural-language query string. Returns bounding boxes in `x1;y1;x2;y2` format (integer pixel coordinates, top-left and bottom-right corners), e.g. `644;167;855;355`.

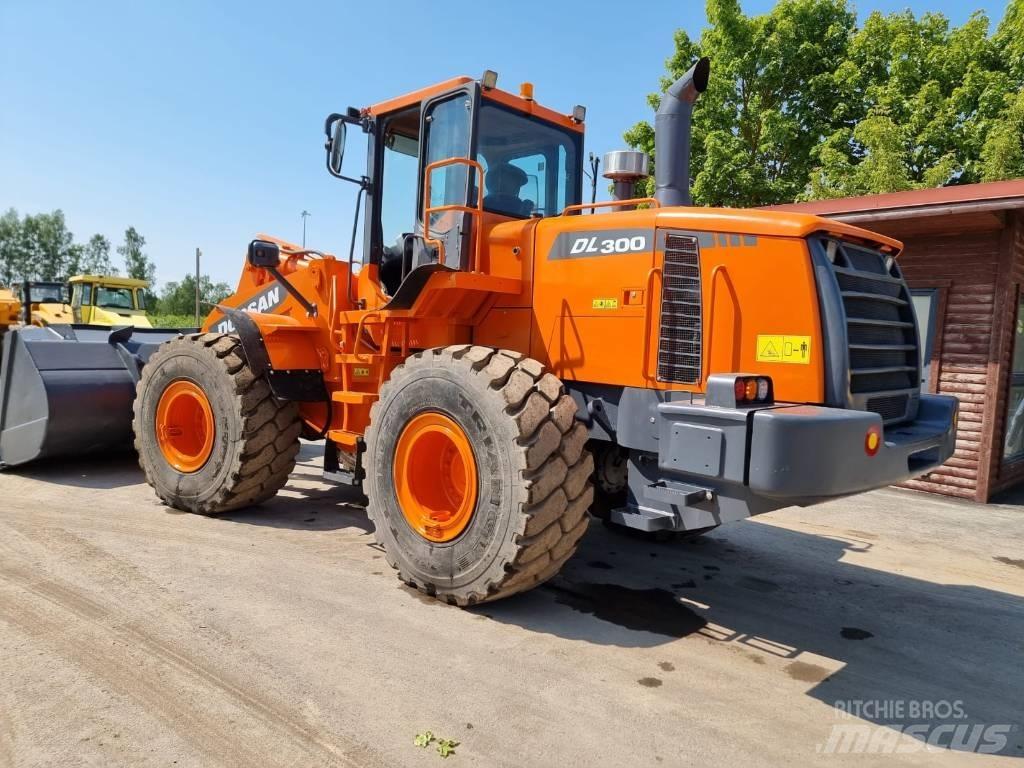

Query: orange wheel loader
4;60;958;605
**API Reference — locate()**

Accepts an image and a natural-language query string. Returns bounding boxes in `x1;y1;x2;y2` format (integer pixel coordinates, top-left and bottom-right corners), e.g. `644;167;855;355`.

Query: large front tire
133;333;301;515
365;345;594;606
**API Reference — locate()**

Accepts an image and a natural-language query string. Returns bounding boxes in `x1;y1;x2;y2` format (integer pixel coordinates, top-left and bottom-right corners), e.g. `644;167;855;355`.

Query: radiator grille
657;233;702;384
823;239;920;424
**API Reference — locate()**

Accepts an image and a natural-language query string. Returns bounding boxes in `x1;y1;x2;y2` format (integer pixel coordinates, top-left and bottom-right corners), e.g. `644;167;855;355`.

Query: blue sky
0;0;1009;288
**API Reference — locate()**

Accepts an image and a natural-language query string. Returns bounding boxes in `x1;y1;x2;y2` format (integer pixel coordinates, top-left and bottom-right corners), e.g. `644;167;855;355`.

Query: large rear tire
133;333;301;515
365;345;594;606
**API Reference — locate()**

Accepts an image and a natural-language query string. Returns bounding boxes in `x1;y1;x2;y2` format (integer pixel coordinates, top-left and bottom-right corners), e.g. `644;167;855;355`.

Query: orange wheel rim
393;412;478;543
155;380;215;473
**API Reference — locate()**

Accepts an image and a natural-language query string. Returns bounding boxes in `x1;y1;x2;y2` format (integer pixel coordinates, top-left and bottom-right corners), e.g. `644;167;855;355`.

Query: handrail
561;198;660;216
423;157;486;272
702;264;737;383
352;310;381;358
642;266;663;381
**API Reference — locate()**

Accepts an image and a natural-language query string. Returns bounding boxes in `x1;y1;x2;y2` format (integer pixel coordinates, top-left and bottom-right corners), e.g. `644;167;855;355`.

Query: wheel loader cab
335;78;583;298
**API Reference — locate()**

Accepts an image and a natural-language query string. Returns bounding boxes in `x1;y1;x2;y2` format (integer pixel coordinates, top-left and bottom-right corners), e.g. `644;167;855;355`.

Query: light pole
301;210;311;247
194;248;201;327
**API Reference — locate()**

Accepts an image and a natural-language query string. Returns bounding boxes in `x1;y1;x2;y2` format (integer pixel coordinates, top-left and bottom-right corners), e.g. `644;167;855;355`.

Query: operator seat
483;163;533;217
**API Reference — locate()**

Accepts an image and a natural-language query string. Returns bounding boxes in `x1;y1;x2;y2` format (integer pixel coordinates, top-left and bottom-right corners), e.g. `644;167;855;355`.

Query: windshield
32;284;65;303
476;102;581;218
96;286;134;309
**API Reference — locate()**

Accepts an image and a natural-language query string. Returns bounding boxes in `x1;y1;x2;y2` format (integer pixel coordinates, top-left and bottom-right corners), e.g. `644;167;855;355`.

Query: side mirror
325;116;347;177
247;239;281;269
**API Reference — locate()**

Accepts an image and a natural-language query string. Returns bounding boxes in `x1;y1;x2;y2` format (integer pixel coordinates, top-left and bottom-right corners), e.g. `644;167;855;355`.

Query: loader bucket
0;325;183;467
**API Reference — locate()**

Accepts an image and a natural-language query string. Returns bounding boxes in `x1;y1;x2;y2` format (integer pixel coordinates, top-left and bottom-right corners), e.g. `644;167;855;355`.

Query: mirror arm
324;110;373;182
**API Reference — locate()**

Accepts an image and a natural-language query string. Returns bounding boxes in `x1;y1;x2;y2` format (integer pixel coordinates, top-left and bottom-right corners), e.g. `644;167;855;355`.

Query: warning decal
592;298;619;310
756;335;812;365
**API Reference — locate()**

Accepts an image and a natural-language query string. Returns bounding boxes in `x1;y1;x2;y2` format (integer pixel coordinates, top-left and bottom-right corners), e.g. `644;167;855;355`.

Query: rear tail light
734;376;773;404
708;374;775;408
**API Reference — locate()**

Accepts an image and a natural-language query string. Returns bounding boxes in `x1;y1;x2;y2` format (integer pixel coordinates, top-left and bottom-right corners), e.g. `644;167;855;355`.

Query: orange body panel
209;203;900;444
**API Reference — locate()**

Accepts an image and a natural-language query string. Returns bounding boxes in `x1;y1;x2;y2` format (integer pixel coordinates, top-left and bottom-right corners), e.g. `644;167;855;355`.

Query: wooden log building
771;180;1024;502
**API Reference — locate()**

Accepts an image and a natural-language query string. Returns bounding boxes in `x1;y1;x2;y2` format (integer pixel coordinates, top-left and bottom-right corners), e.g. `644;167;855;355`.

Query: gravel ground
0;443;1022;767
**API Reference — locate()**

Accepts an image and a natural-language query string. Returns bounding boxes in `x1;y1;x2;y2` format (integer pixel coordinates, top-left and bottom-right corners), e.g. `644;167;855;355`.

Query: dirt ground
1;443;1022;767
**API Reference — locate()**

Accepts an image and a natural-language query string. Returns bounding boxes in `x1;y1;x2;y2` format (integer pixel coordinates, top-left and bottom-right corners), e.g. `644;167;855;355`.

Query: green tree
0;209;24;285
980;90;1024;180
810;9;1011;197
624;0;857;206
117;226;157;305
81;234;117;276
117;227;154;282
155;274;232;316
26;210;76;280
995;0;1024;82
626;0;1024;205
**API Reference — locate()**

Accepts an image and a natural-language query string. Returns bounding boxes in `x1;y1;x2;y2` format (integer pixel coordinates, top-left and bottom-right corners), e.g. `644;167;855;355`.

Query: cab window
476;102;580;218
96;286;133;309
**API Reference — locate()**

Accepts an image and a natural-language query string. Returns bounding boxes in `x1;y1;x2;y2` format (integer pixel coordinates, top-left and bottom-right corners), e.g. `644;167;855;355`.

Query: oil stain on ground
786;661;830;683
546;582;707;638
637;677;663;688
840;626;874;640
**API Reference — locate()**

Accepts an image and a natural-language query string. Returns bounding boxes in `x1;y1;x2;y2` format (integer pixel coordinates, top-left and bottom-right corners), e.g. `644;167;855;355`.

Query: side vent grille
657;233;702;384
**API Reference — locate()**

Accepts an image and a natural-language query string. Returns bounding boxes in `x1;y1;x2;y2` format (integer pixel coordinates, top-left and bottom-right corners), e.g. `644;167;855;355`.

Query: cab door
416;86;479;273
78;283;95;323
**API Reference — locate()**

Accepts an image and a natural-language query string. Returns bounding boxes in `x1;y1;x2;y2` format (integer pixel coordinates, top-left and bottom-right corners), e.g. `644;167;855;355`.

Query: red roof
764;179;1024;218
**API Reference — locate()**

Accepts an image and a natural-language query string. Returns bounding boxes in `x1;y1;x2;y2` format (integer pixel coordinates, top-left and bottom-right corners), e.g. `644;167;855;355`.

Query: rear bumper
745;394;958;500
629;393;959;530
655;393;958;503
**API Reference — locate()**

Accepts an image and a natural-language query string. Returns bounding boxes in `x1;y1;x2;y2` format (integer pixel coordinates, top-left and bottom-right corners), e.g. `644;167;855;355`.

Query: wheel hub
155;379;215;473
393;412;478;543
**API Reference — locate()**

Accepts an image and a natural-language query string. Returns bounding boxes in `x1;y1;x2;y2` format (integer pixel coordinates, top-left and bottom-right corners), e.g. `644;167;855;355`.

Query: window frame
1003;286;1024;465
908;280;949;394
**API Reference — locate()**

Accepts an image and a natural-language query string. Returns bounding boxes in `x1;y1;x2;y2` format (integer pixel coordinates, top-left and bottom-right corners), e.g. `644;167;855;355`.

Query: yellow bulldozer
0;60;959;606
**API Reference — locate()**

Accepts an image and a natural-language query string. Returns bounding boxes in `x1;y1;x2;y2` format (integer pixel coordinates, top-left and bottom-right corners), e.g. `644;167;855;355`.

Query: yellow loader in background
17;281;74;326
16;275;153;328
0;287;21;337
68;275;152;328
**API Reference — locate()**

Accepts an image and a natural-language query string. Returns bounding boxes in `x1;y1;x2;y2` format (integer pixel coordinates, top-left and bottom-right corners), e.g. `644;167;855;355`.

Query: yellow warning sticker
592;298;619;310
756;335;812;364
353;366;371;377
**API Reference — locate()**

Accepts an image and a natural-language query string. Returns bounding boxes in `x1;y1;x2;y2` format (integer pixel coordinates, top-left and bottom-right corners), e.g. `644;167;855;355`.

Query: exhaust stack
654;57;710;207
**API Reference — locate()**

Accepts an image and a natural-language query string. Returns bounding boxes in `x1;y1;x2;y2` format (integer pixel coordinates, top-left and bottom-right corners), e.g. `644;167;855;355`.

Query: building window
1005;292;1024;463
911;289;939;392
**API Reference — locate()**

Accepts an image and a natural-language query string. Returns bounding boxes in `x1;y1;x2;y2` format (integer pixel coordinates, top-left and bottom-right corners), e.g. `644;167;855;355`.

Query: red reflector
734;378;747;402
865;426;882;457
